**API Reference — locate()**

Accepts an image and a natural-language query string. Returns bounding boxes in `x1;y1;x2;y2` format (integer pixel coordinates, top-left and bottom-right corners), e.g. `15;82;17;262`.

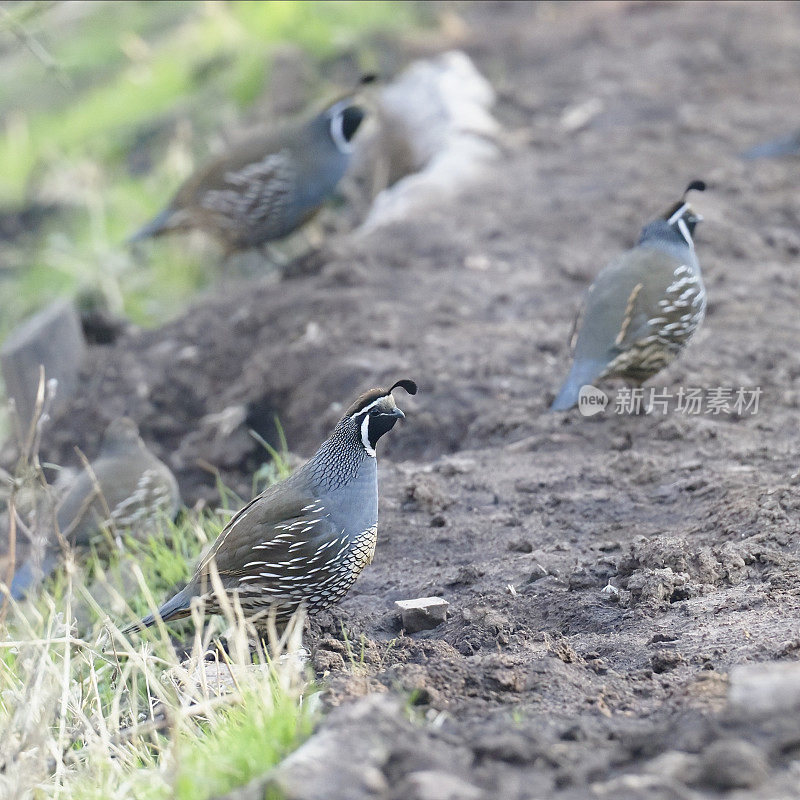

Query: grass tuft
0;505;314;799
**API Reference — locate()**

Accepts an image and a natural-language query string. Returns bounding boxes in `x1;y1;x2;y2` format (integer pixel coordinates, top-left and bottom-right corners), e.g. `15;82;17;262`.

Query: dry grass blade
0;494;16;626
1;507;312;799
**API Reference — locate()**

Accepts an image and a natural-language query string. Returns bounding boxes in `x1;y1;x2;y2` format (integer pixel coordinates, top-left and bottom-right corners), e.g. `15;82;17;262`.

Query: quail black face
346;378;417;456
662;179;706;245
328;103;365;153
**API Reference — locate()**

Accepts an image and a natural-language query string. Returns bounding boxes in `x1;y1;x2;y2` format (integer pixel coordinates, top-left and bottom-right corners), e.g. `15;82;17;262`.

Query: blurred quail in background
124;379;417;633
128;94;366;253
551;181;707;411
11;418;180;599
742;129;800;159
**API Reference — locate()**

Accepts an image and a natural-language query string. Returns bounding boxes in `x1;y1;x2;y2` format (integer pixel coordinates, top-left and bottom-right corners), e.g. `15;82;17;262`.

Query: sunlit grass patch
0;1;415;202
0;508;313;800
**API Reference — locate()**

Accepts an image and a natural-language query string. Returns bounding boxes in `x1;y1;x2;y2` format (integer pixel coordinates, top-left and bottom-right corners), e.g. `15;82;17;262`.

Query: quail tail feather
741;132;800;160
122;585;193;634
550;358;608;411
9;550;60;600
127;208;175;244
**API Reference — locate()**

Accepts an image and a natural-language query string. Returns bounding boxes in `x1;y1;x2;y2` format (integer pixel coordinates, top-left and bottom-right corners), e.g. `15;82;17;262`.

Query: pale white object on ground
728;661;800;716
395;596;450;633
359;51;501;232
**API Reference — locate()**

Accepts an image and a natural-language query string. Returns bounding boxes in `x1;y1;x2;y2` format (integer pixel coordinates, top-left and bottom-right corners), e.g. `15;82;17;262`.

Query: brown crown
344;378;418;417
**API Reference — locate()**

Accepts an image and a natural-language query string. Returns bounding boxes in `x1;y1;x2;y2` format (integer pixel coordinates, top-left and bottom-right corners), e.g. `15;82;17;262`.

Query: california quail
128;95;366;253
551;181;707;411
11;417;181;599
742;129;800;159
124;379;417;633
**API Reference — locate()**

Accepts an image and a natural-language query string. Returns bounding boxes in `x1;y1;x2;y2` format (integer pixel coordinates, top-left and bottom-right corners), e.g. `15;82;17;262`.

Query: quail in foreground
124;379;417;633
551;181;707;411
128;95;366;253
10;418;180;599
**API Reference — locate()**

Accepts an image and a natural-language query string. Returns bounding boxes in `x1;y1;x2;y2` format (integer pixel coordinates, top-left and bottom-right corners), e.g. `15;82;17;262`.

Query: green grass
173;684;310;800
0;1;416;202
0;513;312;800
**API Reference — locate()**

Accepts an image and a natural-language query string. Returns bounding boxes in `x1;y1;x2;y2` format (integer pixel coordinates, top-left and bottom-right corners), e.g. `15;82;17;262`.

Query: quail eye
369;409;381;417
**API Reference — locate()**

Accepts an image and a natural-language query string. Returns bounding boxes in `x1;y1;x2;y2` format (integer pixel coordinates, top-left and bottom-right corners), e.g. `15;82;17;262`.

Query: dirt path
15;2;800;797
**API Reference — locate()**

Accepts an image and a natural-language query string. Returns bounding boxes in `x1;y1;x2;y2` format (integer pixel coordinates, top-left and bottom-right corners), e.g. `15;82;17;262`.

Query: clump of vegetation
0;542;314;800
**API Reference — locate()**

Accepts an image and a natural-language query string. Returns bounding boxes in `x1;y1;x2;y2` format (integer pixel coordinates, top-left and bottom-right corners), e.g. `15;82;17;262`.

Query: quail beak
390;407;405;420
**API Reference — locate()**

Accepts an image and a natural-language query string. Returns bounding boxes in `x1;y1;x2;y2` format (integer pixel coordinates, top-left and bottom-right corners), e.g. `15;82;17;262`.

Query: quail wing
190;480;348;615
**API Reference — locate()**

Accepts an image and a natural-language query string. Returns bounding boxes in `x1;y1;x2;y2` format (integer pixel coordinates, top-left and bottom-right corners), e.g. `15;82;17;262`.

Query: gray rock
1;299;86;429
400;770;483;800
643;750;701;783
651;649;684;674
359;51;501;233
728;661;800;717
395;597;450;633
695;739;769;790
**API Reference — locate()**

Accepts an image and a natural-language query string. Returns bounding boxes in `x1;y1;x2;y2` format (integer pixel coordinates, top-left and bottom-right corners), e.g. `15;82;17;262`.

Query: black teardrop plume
389;379;418;396
684;179;706;195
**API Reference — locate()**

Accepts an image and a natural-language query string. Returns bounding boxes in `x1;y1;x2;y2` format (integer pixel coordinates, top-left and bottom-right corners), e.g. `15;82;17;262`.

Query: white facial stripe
351;396;389;417
360;414;376;457
667;202;689;226
676;217;694;248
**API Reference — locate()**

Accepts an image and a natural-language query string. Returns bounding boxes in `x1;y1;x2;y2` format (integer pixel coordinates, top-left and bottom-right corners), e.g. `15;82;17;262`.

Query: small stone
402;770;483;800
526;564;548;583
472;731;538;763
404;480;453;513
508;538;533;553
568;567;596;590
447;565;483;587
396;597;450;633
643;750;701;782
651;649;684;673
696;739;769;790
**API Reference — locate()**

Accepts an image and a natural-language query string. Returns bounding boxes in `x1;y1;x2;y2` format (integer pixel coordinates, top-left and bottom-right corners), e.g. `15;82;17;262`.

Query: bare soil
8;2;800;797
